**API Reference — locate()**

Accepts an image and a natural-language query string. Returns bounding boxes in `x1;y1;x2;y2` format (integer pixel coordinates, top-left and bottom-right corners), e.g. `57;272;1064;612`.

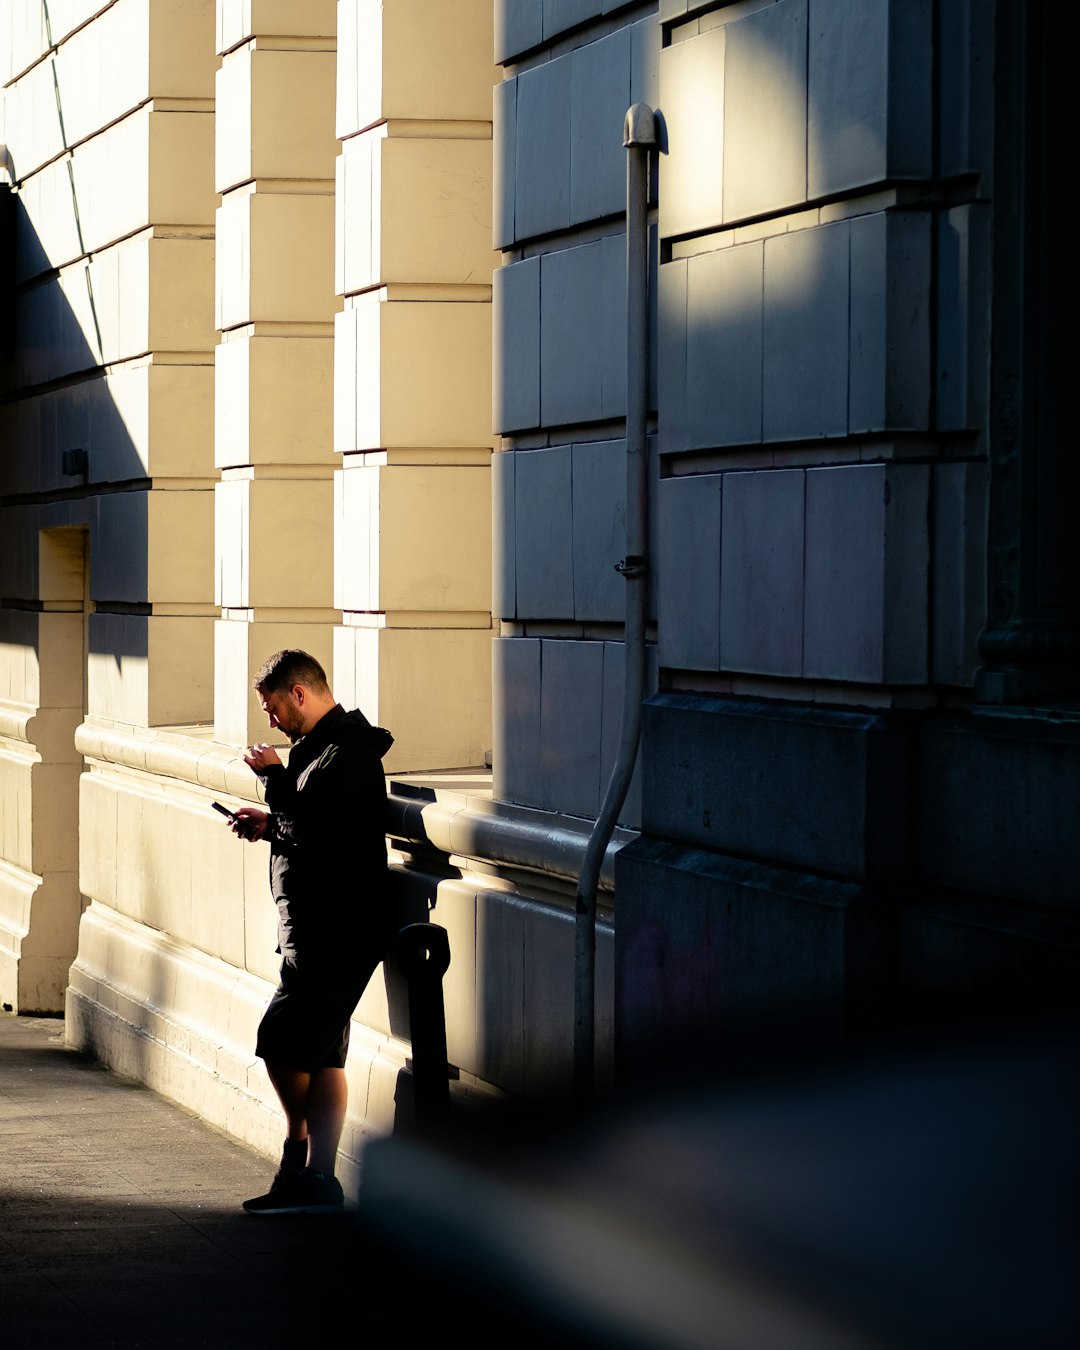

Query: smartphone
211;801;238;824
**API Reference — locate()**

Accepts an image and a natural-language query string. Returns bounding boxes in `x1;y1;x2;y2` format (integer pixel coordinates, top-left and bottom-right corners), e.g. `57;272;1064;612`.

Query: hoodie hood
338;707;394;759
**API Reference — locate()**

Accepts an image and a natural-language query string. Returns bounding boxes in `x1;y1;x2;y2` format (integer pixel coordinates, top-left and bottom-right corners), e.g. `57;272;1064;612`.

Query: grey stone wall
492;1;1080;1071
492;2;660;827
653;0;986;693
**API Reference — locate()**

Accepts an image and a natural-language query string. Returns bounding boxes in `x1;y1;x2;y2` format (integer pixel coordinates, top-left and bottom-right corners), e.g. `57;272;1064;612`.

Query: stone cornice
74;720;259;801
0;703;35;744
387;777;631;892
71;725;629;891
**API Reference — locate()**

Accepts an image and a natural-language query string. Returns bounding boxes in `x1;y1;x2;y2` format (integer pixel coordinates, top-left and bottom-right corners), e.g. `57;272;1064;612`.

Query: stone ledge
389;769;634;892
0;702;36;744
71;720;624;900
74;719;255;798
639;693;916;882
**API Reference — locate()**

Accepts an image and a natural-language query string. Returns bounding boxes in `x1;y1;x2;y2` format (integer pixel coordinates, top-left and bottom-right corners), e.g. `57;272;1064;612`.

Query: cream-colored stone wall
2;2;605;1174
0;600;83;1012
0;0;216;1012
332;0;496;772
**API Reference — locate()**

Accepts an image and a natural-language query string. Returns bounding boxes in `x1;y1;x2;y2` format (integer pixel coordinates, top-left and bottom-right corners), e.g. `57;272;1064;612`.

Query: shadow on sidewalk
0;1014;435;1346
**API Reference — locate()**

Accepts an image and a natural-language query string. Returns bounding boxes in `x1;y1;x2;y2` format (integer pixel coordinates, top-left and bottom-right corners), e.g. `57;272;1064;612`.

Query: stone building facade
491;0;1078;1073
1;0;1076;1184
609;0;1080;1066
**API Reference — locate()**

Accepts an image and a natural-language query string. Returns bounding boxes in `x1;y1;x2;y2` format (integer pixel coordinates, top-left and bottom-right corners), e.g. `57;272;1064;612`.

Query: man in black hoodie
229;648;393;1214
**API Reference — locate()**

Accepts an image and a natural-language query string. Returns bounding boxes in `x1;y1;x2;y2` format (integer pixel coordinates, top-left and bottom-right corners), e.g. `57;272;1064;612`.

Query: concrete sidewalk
0;1012;409;1347
9;1008;1077;1350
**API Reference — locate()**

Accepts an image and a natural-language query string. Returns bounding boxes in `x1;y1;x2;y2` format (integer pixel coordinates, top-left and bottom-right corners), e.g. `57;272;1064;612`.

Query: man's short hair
253;649;330;696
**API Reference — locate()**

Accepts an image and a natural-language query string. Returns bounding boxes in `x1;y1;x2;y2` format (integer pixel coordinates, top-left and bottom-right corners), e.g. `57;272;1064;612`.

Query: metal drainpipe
573;103;657;1104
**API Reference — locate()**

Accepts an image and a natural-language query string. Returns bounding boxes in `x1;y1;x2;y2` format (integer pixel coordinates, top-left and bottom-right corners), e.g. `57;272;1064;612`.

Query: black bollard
394;923;451;1130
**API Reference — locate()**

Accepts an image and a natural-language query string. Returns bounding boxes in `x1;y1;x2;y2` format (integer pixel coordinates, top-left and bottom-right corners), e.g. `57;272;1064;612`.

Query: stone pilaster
0;0;216;1009
978;1;1080;701
333;0;494;771
213;0;339;745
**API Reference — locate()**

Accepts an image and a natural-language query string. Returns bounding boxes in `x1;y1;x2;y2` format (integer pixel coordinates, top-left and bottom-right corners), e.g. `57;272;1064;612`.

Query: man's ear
292;684;306;705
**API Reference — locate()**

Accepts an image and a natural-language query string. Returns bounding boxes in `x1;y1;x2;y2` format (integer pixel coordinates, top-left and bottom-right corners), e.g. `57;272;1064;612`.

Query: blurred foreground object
357;1030;1079;1349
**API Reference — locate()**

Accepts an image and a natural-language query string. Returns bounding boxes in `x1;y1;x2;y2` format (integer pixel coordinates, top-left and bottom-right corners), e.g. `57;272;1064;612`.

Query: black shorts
255;940;385;1072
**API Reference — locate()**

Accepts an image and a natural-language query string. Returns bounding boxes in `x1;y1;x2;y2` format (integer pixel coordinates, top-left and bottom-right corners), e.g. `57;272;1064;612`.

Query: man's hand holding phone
231;807;269;841
213;801;269;842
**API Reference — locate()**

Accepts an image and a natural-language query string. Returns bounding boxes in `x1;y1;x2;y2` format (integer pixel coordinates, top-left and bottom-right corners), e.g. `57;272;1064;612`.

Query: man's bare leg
265;1063;347;1175
306;1067;348;1175
266;1064;312;1152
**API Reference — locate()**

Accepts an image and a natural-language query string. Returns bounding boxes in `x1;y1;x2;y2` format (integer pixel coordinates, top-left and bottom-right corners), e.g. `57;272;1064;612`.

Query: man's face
258;685;306;742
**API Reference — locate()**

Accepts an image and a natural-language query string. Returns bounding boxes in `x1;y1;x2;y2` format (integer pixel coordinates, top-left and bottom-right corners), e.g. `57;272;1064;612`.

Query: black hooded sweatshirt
254;704;393;960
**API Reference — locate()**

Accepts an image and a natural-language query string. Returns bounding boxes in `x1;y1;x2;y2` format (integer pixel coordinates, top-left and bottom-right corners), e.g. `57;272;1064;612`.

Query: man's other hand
231;807;269;842
244;742;283;771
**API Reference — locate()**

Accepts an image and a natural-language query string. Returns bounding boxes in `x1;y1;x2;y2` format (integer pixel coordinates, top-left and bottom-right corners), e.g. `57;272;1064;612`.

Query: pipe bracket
615;554;648;578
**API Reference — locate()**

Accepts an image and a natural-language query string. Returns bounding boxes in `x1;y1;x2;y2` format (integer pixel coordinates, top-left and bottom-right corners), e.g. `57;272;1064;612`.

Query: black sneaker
242;1168;343;1215
300;1170;345;1212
